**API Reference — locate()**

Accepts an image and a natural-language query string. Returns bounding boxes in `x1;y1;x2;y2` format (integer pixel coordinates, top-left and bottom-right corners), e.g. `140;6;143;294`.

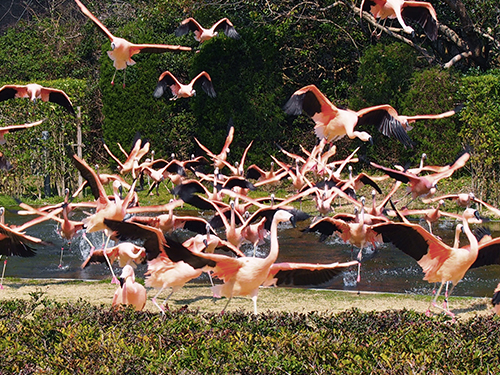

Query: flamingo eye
111;42;116;50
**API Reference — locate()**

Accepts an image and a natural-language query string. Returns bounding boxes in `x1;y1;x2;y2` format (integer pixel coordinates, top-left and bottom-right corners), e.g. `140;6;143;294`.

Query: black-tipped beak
290;215;296;228
474;210;482;221
368;136;373;145
118;277;125;288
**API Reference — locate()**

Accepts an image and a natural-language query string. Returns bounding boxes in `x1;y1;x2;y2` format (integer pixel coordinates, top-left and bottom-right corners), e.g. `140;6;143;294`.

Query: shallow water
3;208;500;298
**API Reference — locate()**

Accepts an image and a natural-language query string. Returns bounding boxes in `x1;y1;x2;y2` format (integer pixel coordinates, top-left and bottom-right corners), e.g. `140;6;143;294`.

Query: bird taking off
175;17;240;43
74;0;191;87
284;84;462;148
0;84;75;115
153;71;216;100
360;0;439;41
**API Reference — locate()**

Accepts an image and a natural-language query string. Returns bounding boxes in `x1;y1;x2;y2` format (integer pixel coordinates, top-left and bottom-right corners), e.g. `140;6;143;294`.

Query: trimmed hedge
1;297;499;374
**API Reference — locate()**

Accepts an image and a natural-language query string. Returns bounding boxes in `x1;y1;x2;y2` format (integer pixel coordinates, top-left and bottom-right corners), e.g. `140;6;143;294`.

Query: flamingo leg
102;234;118;284
111;69;117;86
82;232;95;251
356;247;363;283
58;245;64;268
122;68;126;88
206;271;214;287
221;296;233;313
251;294;258;315
0;257;7;290
152;287;166;313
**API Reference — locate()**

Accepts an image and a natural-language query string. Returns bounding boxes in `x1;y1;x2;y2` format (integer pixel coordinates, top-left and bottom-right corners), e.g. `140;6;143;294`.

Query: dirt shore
0;278;494;320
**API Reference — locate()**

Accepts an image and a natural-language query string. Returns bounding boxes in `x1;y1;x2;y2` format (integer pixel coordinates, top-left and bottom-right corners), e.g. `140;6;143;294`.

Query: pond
3;208;500;298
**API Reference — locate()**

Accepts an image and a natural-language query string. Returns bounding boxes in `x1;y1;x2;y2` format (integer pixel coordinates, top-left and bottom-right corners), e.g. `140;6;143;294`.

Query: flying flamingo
74;0;191;87
368;150;470;202
102;135;150;177
175;17;240;43
0;84;75;114
194;121;234;169
371;208;481;316
153;71;216;100
112;265;147;311
360;0;439;41
284;84;461;147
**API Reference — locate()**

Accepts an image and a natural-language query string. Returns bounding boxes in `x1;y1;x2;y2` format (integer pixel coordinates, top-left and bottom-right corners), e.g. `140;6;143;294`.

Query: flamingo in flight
175;17;240;43
0;84;75;114
284;84;462;148
74;0;191;87
368;150;470;202
194;121;234;170
153;71;216;100
360;0;439;41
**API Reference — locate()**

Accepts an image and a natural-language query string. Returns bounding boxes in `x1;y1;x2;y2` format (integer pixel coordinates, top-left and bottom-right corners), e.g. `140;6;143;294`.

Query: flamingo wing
469;238;500;269
175;18;203;37
39;87;75;114
0;85;27;101
303;217;350;242
154;71;181;98
221;122;235;153
356;104;413;148
371;222;450;263
162;236;216;269
71;154;108;202
103;219;164;260
401;2;438;41
192;71;217;98
268;260;359;286
75;0;115;41
212;18;240;39
1;120;45;133
283;84;338;121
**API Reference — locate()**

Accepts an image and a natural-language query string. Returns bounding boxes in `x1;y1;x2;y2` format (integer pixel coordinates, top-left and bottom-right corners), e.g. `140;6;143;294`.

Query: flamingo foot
122;83;126;88
213;292;221;298
0;284;3;290
111;275;119;285
425;309;432;317
111;81;115;86
58;263;62;268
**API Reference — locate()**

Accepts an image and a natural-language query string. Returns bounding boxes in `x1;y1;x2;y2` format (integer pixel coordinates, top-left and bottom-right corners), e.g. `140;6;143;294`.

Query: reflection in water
4;208;500;297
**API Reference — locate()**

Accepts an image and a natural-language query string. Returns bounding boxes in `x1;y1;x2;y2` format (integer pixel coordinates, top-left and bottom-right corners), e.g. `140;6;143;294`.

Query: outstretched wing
192;71;217;98
213;18;240;39
75;0;115;41
175;17;203;37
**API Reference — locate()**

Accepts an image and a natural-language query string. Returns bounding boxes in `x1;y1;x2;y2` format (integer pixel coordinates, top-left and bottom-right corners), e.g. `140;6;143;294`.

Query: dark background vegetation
0;0;499;200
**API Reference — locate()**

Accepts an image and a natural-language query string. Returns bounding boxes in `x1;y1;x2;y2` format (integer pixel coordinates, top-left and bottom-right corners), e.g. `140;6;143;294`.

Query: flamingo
368;150;470;202
371;208;481;316
194;121;234;169
112;265;147;311
175;17;240;43
153;71;216;100
360;0;439;41
102;135;150;177
284;84;461;147
0;84;75;114
164;209;296;314
303;197;383;282
74;0;191;87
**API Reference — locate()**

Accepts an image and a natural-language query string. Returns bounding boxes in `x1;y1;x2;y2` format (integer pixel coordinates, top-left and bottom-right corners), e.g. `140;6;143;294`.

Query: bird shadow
451;298;491;316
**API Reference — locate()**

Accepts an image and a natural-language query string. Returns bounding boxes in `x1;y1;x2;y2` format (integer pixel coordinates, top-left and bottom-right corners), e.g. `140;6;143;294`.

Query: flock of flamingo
0;0;499;318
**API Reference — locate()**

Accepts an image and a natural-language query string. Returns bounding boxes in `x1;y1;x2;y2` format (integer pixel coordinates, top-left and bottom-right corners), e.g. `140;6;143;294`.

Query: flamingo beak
289;215;296;228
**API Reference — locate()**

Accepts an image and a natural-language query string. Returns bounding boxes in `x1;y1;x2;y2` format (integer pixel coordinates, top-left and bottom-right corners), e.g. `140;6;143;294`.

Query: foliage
458;69;500;204
0;297;499;374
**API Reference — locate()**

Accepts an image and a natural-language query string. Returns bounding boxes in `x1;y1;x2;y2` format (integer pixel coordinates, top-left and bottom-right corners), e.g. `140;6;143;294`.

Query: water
3;208;500;298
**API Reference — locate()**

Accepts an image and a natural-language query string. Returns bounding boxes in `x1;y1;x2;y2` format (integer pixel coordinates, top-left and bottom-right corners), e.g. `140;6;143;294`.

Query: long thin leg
58;245;64;268
0;256;6;290
251;294;258;315
102;234;118;284
152;287;165;313
356;248;363;283
111;69;117;86
221;296;233;313
122;68;126;88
